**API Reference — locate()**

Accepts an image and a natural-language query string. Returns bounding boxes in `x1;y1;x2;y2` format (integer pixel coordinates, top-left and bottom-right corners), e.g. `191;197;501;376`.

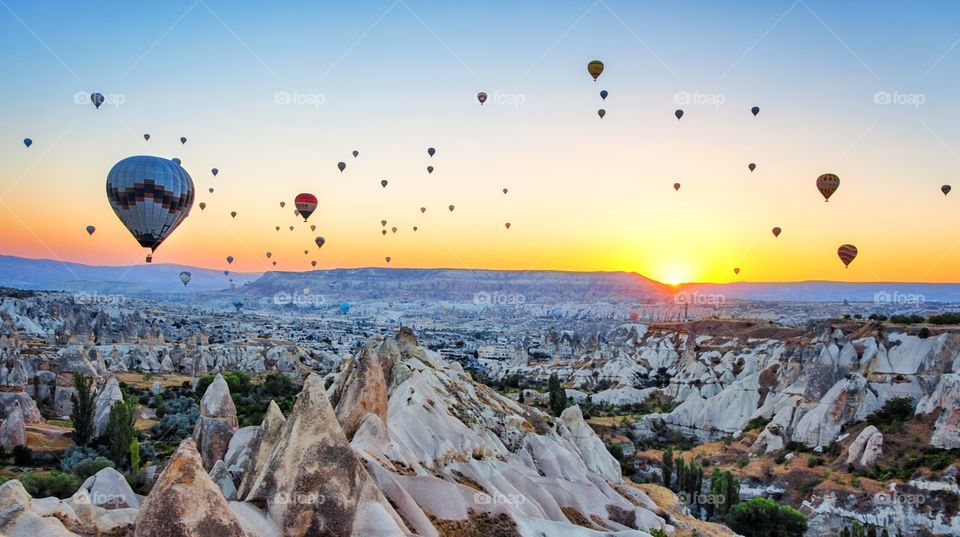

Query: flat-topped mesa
192;373;238;471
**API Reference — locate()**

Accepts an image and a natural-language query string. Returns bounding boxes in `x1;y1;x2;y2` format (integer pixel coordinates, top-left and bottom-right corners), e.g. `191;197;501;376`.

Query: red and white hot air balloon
295;193;318;221
837;244;858;268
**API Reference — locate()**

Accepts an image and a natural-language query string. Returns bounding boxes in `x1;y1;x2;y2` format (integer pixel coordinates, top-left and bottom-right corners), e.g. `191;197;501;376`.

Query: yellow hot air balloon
587;60;604;81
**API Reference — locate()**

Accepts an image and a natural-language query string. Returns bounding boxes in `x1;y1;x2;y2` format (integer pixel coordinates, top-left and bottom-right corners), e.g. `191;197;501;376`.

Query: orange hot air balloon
772;227;782;238
733;267;740;275
295;193;318;221
837;244;858;268
817;173;840;202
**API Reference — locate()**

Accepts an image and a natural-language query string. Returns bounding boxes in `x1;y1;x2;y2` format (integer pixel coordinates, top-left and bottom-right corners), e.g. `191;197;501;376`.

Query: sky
1;0;960;284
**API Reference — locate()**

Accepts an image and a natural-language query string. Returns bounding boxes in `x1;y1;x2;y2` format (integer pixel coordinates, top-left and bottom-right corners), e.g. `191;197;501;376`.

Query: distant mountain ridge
679;280;960;303
0;255;260;294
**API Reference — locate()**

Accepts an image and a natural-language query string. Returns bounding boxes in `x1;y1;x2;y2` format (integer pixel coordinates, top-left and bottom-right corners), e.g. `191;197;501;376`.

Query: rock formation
192;374;238;471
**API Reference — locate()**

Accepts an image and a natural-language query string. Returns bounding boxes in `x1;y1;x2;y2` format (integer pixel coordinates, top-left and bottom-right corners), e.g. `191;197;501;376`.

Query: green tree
725;497;807;537
106;395;137;469
707;469;740;519
70;373;96;446
547;374;568;417
661;446;673;488
129;437;140;470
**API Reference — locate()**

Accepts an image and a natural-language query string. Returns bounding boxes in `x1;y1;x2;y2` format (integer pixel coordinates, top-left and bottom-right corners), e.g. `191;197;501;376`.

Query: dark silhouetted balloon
941;185;951;196
600;90;608;100
381;180;388;188
179;271;191;286
772;227;782;238
338;161;346;172
673;183;681;191
477;92;487;105
838;244;858;268
598;109;606;119
751;106;760;117
675;109;684;120
226;256;234;264
180;137;187;144
587;60;604;81
448;204;455;212
748;163;756;172
505;222;511;229
23;138;32;148
230;211;237;218
352;150;359;158
427;147;436;157
199;202;206;211
91;93;105;109
427;166;434;174
86;225;96;236
315;236;325;249
143;134;150;141
211;168;219;176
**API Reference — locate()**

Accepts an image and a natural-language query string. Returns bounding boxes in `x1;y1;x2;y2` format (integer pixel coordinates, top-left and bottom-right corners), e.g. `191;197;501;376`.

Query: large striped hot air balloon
295;193;318;221
837;244;858;268
817;173;840;201
106;156;194;262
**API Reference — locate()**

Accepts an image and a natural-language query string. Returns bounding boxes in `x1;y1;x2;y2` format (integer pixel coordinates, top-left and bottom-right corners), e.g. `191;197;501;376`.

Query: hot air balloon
199;202;206;211
315;236;325;249
505;222;511;229
295;193;318;221
772;227;782;238
420;207;426;213
427;147;436;157
448;205;455;212
477;92;488;105
339;301;351;314
352;150;359;158
266;252;272;258
675;109;684;120
311;260;317;267
427;166;434;174
289;226;295;231
171;158;181;165
838;244;858;268
143;134;150;141
338;161;346;172
310;224;316;231
598;109;606;119
226;256;234;264
733;267;740;275
382;230;387;236
230;211;237;218
600;90;608;100
272;261;277;266
90;92;105;109
233;299;243;312
303;249;308;255
275;226;280;231
385;256;391;263
587;60;604;81
673;183;681;191
502;188;508;195
85;225;96;236
180;137;187;144
751;106;760;117
391;226;397;234
942;185;951;196
413;226;418;231
179;271;191;286
816;173;840;202
380;180;388;188
211;168;219;176
381;220;387;227
209;187;214;193
748;163;756;172
106;156;194;262
223;270;229;276
23;138;32;148
280;201;286;208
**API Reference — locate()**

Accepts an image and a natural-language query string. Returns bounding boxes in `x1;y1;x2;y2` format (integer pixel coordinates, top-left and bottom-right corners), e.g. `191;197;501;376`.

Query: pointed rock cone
133;439;246;537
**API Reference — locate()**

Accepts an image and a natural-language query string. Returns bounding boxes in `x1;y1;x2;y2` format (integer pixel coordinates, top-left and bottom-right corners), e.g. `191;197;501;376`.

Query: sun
656;262;692;286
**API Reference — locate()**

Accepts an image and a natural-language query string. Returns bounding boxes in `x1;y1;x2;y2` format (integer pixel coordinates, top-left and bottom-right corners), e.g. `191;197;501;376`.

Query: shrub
12;445;32;466
725;497;808;537
19;471;80;499
72;457;115;480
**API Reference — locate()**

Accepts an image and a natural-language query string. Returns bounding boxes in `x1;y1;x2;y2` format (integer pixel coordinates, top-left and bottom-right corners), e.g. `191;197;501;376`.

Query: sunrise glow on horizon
3;1;960;284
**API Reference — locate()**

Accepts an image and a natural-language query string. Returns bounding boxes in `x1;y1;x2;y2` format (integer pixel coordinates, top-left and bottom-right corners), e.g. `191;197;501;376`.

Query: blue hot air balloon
339;301;351;314
23;138;32;148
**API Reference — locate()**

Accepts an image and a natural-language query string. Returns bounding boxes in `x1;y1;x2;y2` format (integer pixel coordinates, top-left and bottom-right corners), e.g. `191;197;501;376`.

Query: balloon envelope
179;271;191;286
427;147;436;157
295;193;318;221
748;163;756;172
106;156;194;256
942;185;951;196
600;90;608;100
587;60;604;80
315;236;325;249
673;183;681;191
179;137;187;144
226;256;234;264
448;205;455;212
23;138;32;148
816;173;840;201
90;92;105;109
427;166;434;174
199;202;206;211
598;109;606;119
772;227;782;237
85;225;96;235
338;162;346;172
211;168;218;176
143;134;150;141
352;150;359;158
380;180;388;188
477;92;487;104
751;106;760;117
675;109;684;120
838;244;858;267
